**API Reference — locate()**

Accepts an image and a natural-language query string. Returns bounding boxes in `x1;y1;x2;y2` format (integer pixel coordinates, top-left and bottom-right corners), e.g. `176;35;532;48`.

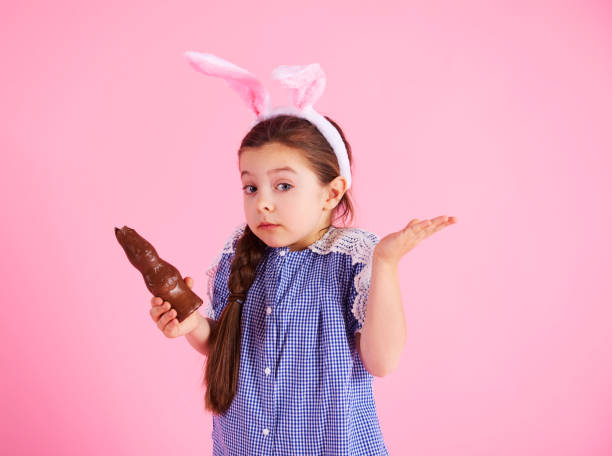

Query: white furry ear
184;51;271;117
271;63;326;110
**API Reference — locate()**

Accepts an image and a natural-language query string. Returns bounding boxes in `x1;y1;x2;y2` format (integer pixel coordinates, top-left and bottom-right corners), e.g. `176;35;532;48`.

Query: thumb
185;276;194;288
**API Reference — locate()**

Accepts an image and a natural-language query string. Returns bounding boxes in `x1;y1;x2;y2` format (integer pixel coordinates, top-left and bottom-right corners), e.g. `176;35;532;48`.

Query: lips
259;222;278;227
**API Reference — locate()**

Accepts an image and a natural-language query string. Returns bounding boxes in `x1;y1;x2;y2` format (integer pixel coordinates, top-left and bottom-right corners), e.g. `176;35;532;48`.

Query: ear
323;175;348;210
184;51;271;117
271;63;326;110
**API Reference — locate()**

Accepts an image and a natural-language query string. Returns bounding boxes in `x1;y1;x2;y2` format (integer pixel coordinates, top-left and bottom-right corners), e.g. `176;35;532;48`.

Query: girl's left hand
373;215;458;266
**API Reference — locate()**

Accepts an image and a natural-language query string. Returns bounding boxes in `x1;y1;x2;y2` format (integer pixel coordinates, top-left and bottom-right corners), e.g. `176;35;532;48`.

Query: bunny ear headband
183;51;351;190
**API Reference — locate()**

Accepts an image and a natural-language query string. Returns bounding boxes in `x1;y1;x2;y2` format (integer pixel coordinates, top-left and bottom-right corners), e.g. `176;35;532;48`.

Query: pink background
2;1;611;454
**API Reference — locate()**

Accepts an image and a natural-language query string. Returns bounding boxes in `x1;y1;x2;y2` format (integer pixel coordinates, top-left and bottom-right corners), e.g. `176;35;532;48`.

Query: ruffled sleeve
344;230;380;335
202;222;246;320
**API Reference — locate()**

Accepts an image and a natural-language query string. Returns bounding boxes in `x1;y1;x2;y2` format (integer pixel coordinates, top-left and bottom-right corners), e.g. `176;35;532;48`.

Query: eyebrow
241;166;298;177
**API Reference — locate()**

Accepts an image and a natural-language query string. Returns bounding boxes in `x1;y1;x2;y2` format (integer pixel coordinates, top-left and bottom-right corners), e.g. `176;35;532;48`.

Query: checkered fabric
203;222;389;455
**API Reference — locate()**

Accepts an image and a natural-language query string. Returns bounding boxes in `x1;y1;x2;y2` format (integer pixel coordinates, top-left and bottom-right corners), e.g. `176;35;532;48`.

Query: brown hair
203;114;355;415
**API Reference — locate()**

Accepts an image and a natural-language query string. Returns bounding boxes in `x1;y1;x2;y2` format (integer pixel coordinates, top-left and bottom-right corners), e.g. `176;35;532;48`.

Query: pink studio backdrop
2;1;611;455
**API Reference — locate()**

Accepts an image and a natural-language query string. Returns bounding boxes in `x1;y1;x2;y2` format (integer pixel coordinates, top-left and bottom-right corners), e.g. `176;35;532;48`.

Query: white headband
183;51;351;190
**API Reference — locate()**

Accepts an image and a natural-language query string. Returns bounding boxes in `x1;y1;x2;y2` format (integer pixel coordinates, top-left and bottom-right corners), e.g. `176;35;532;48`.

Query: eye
242;183;293;195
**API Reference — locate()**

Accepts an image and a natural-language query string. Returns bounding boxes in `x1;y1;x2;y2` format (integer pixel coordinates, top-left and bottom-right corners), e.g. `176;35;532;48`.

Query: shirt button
279;249;286;256
264;367;271;375
266;306;272;315
262;428;270;436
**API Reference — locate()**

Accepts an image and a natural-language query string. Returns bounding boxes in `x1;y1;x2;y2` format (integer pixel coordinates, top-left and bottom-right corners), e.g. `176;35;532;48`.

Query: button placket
260;248;285;445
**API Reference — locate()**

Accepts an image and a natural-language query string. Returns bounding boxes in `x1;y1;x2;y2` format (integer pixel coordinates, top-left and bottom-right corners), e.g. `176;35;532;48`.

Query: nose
256;192;274;212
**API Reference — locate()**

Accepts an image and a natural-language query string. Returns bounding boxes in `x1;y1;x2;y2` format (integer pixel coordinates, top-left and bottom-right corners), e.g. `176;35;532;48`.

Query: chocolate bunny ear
272;63;326;111
184;51;271;117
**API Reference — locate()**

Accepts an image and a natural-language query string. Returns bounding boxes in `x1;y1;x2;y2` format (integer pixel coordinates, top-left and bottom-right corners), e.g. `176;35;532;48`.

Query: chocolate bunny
115;226;202;323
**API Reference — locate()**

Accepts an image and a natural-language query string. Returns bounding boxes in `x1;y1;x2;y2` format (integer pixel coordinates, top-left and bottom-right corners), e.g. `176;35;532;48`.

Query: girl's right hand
149;276;201;338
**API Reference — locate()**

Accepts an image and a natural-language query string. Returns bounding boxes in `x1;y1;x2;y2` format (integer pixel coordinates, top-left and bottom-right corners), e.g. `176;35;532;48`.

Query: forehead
239;142;312;177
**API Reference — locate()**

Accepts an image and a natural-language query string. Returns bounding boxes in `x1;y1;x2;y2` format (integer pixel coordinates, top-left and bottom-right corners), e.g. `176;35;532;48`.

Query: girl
149;53;456;455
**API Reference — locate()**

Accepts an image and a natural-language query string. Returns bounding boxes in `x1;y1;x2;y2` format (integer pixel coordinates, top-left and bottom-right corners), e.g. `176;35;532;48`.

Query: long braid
203;224;267;415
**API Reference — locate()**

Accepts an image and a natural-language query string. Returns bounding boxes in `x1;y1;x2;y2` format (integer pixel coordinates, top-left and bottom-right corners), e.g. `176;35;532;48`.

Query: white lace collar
205;222;380;333
221;222;379;265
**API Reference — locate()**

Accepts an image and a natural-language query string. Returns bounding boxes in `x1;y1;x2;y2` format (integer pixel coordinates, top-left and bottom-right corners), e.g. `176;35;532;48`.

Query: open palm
373;215;458;265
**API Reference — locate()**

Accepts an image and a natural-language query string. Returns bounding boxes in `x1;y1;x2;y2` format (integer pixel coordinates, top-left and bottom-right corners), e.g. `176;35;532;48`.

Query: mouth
259;223;279;228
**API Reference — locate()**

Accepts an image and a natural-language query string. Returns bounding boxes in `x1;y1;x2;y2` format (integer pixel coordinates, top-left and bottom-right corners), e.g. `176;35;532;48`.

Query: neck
288;223;333;251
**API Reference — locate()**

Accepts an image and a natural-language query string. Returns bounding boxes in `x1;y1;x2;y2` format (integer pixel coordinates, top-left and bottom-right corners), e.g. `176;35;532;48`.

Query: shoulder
310;226;380;266
205;222;246;268
202;222;247;318
219;221;247;256
205;221;246;273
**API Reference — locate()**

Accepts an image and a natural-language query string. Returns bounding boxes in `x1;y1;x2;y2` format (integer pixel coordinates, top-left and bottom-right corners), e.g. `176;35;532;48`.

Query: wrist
187;311;205;335
372;251;399;269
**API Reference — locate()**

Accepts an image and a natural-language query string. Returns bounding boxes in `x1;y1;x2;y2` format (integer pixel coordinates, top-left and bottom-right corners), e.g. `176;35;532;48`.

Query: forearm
185;313;216;357
360;256;407;376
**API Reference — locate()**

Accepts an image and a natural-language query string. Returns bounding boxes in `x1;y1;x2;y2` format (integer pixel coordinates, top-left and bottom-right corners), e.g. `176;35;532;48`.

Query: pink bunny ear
184;51;270;117
271;63;326;110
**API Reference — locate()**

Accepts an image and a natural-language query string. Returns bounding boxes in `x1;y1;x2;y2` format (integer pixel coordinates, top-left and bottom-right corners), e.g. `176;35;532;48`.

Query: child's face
239;142;336;251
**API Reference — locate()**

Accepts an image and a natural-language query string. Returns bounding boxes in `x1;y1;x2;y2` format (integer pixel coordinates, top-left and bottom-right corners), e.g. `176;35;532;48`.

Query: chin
253;227;282;245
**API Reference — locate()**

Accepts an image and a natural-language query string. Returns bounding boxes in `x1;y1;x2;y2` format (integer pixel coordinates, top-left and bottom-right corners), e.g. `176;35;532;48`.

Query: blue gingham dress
203;222;389;455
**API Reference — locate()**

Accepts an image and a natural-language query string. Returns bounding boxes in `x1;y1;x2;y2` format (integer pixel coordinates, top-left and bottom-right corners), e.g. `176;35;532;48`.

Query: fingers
185;276;194;289
148;296;179;337
159;306;178;331
418;215;455;237
403;215;455;241
150;300;168;320
404;219;420;229
403;219;430;234
411;216;454;230
413;222;431;240
149;300;176;324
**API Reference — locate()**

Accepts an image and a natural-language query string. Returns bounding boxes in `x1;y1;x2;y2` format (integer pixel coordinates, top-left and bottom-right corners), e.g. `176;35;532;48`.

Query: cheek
291;194;319;215
243;198;253;213
286;191;307;208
